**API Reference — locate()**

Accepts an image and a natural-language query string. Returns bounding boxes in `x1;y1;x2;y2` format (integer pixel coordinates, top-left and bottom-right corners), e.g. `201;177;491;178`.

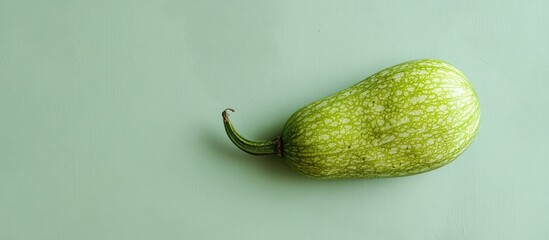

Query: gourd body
280;59;480;179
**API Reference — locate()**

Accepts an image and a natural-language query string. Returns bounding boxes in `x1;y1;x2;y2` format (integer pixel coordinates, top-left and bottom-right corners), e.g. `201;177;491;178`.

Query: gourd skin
280;59;480;179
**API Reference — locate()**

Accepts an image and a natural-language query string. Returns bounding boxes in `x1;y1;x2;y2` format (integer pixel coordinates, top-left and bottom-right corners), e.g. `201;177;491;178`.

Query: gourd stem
222;108;281;156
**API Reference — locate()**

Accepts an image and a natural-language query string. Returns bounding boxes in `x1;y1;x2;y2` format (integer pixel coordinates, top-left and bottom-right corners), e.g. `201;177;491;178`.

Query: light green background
1;1;548;239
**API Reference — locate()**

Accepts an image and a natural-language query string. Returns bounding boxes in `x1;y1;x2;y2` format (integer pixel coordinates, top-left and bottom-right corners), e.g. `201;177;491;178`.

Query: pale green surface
1;1;548;239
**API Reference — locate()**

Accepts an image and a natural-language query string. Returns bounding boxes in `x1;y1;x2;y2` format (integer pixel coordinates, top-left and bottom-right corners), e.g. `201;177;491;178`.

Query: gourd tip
222;108;235;122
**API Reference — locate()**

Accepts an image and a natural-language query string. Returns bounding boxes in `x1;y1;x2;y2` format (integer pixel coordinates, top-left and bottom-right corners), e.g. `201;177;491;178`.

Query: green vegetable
222;59;480;179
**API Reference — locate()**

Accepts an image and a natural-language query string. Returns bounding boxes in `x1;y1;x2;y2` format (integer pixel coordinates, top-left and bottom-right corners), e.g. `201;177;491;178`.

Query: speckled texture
281;59;480;179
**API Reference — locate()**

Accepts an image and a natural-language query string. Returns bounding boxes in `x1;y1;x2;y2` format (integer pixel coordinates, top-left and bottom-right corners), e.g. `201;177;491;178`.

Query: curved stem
222;108;281;156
